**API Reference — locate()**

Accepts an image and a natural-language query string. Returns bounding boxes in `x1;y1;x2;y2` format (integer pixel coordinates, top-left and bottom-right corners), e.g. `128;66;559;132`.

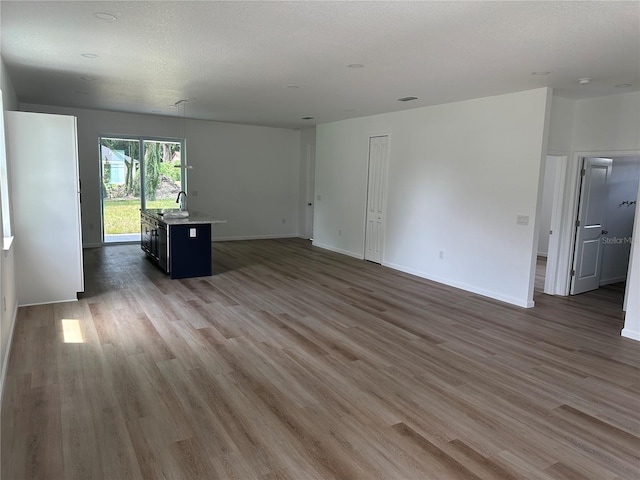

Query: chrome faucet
176;191;187;211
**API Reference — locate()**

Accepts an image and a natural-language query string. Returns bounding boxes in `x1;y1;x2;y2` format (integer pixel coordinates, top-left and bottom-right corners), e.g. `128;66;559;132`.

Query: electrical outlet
439;251;444;260
317;194;322;201
338;229;342;236
282;218;286;224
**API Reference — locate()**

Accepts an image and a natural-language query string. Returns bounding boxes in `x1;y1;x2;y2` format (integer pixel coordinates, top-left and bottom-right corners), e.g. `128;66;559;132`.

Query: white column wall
0;56;18;404
622;190;640;340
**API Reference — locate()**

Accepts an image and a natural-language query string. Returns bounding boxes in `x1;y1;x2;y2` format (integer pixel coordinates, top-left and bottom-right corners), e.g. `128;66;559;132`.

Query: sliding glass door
142;139;183;210
100;136;184;243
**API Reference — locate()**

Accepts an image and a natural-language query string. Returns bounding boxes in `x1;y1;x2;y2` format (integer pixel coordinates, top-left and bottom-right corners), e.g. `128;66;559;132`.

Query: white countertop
143;209;227;226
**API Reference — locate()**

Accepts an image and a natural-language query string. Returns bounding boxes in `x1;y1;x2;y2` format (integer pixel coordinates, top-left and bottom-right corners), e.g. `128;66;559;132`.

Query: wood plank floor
2;238;639;479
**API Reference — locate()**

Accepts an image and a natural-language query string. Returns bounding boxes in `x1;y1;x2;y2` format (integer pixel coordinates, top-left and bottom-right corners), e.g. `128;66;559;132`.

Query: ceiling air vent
398;96;418;102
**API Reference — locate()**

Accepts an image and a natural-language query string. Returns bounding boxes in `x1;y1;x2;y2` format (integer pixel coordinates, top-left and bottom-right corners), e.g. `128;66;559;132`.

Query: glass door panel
142;140;183;210
100;137;141;243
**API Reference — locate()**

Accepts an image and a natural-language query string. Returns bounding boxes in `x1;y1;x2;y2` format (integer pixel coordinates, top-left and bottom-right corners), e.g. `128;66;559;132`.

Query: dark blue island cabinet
169;224;212;279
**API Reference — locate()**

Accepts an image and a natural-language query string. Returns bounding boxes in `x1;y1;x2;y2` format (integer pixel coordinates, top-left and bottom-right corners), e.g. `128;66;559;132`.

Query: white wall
315;88;552;307
547;95;575;154
1;56;18;404
600;157;640;285
572;92;640;152
20;104;301;245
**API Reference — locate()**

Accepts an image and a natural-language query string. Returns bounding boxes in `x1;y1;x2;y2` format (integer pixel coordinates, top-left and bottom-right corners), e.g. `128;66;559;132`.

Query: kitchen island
141;209;226;279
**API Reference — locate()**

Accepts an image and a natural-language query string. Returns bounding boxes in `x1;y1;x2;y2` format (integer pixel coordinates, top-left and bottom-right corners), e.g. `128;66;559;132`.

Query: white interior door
365;136;389;263
571;157;613;294
306;144;315;240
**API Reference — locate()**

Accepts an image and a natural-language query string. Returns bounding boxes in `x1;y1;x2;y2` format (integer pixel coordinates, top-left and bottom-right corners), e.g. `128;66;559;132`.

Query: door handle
307;203;312;206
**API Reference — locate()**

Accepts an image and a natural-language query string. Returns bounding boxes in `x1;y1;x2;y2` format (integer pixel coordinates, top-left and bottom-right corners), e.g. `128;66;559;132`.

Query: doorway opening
537;154;639;312
99;136;185;244
570;155;639;298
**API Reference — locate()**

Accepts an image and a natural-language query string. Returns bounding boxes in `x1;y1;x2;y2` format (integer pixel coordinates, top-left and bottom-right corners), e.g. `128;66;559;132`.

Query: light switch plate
190;228;197;237
516;215;529;226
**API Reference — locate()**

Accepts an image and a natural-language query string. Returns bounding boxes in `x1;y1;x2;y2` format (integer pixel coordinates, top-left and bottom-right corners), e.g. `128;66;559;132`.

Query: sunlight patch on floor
62;319;84;343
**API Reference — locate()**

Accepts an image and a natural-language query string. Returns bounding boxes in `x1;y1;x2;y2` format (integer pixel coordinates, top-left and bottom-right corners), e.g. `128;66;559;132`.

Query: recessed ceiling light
614;83;632;88
301;116;314;120
347;64;364;69
94;12;117;22
285;84;300;89
81;53;99;58
578;77;592;85
531;71;551;76
398;96;418;102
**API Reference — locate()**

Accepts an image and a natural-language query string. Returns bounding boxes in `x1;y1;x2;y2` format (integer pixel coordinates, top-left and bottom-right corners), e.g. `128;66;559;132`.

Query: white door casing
544;155;567;295
365;135;389;263
571;157;613;295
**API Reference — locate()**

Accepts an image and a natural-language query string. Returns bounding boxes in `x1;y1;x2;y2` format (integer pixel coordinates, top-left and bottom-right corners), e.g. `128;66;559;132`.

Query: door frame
98;134;186;244
551;150;640;298
542;155;568;295
569;156;613;295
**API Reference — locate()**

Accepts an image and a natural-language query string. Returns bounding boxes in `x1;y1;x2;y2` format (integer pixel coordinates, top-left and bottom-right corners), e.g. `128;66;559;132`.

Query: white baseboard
600;276;627;286
0;301;19;408
621;327;640;342
213;234;298;242
19;297;79;308
311;242;364;260
383;261;534;308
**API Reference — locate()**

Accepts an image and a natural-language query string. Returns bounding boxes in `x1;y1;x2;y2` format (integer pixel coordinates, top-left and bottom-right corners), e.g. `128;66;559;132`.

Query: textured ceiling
1;1;639;129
